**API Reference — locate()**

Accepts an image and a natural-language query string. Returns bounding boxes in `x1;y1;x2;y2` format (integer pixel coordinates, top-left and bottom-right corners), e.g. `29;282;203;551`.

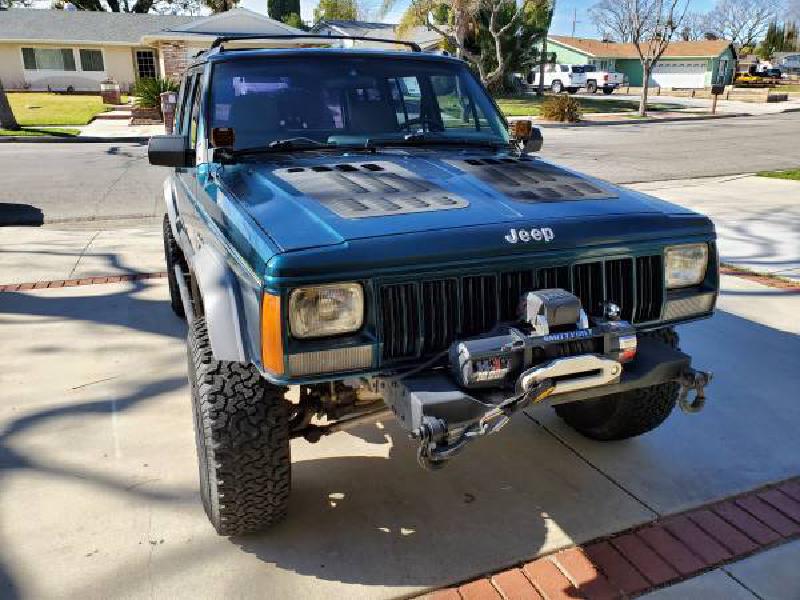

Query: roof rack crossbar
209;34;421;52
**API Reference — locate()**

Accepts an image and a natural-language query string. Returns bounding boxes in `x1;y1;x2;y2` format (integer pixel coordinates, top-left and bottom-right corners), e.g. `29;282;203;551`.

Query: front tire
586;80;598;93
188;318;291;535
551;80;563;94
554;328;679;441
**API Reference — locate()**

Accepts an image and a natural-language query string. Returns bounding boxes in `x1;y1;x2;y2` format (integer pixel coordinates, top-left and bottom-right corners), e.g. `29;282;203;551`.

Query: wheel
554;328;680;441
188;318;291;535
602;86;615;95
163;214;185;319
567;87;579;94
586;80;598;94
551;80;563;94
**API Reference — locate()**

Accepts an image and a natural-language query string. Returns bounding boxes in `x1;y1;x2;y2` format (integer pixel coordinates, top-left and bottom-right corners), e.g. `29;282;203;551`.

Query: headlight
665;244;709;288
289;283;364;338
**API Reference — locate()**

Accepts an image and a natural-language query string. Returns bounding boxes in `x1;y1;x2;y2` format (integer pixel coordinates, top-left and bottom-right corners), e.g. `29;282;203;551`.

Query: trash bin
160;91;178;134
100;80;121;105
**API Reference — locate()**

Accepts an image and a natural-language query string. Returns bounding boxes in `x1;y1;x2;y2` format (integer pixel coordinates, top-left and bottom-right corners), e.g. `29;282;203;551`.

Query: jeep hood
220;150;710;258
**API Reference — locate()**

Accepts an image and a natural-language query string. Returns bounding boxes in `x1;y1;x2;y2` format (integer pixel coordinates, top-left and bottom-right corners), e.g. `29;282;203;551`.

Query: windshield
208;56;509;150
583;65;596;72
571;66;584;73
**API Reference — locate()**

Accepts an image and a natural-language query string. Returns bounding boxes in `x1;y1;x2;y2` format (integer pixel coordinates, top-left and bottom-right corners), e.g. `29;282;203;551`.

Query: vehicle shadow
230;414;652;593
0;203;44;227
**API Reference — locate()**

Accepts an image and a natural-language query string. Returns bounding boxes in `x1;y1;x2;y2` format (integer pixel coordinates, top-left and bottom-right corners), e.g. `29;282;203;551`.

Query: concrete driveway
1;243;798;599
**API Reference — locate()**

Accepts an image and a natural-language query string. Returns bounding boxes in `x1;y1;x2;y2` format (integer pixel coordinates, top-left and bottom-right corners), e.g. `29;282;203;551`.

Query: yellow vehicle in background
735;64;780;87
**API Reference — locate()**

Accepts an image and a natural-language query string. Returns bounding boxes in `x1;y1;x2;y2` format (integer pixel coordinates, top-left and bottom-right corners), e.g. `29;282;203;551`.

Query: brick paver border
422;478;800;599
0;272;168;292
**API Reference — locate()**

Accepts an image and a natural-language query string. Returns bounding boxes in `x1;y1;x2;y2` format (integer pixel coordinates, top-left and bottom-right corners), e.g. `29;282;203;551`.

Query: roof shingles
549;35;733;59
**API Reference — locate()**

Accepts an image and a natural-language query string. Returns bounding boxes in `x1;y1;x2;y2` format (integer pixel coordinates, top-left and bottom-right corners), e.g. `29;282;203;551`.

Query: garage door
650;61;707;89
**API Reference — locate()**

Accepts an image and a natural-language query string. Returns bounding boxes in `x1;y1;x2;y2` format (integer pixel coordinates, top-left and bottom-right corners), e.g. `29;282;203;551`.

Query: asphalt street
0;112;798;224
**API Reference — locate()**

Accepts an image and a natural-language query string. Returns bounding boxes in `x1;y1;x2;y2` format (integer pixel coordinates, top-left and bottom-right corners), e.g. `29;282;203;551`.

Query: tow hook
677;368;712;414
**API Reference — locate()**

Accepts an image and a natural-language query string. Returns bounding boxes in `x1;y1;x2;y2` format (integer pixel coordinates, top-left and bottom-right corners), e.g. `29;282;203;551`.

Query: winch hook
677;368;712;414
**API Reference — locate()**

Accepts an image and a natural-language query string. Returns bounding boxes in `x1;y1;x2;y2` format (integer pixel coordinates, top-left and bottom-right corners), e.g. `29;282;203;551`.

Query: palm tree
0;79;20;131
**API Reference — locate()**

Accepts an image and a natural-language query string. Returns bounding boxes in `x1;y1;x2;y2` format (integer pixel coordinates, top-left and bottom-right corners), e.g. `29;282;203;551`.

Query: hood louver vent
274;161;468;219
448;157;616;203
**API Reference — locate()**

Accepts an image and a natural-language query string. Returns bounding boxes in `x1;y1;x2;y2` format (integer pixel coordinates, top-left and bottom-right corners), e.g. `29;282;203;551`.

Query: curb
537;112;748;128
420;477;800;600
0;135;150;143
0;272;167;291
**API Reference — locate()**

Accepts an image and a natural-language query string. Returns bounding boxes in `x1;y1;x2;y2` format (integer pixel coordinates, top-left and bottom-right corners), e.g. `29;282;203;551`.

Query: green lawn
0;127;80;137
773;84;800;92
494;94;681;117
756;168;800;181
7;92;125;126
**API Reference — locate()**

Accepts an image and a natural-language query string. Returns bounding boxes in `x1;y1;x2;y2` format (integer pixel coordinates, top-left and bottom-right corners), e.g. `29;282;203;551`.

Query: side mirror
148;135;195;168
509;119;543;153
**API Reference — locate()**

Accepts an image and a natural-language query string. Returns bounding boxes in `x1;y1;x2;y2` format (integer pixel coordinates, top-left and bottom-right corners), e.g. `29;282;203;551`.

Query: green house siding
548;42;591;65
616;59;644;86
547;39;737;88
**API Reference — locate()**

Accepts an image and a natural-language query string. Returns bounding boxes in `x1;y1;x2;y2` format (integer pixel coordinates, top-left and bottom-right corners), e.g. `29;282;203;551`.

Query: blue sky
241;0;718;38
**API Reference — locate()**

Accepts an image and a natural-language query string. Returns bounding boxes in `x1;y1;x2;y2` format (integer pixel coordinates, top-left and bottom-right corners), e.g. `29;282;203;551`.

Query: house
547;36;737;89
774;52;800;74
311;20;443;52
0;7;303;92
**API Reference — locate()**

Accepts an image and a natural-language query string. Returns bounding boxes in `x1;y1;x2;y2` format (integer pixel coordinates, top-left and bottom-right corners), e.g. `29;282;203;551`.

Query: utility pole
571;8;580;37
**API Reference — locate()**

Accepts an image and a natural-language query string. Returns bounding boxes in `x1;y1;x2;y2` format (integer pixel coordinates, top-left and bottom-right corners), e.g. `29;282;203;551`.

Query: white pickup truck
526;64;587;94
582;64;625;94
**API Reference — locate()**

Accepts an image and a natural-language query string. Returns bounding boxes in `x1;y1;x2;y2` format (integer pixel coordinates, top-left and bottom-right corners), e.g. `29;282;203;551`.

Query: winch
374;287;712;469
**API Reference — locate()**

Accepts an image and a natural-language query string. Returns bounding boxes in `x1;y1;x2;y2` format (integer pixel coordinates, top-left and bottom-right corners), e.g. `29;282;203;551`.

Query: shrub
133;78;179;109
540;94;582;122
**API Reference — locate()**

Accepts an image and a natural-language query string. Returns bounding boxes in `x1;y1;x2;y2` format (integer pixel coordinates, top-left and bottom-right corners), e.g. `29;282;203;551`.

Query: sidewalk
79;119;165;138
628;175;800;282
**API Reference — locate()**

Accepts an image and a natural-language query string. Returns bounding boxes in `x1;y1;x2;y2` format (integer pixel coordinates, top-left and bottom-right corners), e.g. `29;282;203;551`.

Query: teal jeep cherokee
149;35;716;536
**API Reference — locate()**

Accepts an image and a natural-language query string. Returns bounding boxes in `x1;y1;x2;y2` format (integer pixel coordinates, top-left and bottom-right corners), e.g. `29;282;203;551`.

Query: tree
627;0;689;116
67;0;216;12
397;0;549;89
0;79;20;132
269;0;301;22
589;0;635;41
758;20;799;58
705;0;780;47
281;12;307;29
313;0;358;23
680;11;709;40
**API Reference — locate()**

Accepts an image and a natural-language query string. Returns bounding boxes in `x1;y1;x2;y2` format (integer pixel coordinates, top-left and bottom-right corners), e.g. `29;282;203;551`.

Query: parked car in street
582;64;625;94
527;63;587;94
149;34;717;536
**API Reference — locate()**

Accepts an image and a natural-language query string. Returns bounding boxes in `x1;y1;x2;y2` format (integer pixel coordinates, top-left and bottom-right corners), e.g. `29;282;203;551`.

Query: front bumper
378;337;707;467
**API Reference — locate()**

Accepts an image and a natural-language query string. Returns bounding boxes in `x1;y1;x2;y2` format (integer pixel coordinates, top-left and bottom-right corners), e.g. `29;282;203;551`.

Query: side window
389;76;422;127
189;80;203;148
431;74;489;131
178;73;200;138
560;65;569;72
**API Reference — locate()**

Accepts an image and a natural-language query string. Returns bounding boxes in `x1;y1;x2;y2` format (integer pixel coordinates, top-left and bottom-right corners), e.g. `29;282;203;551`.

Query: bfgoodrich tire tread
188;318;291;535
554;328;680;441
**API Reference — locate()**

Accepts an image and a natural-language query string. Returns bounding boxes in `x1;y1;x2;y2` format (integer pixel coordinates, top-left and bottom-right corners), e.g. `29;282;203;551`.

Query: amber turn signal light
261;292;284;375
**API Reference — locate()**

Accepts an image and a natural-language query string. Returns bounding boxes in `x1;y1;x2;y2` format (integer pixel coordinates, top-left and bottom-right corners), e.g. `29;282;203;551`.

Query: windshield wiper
267;137;331;151
366;133;507;149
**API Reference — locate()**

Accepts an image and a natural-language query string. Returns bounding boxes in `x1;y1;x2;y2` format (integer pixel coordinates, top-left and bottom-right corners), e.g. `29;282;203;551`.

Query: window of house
21;48;76;71
79;49;104;72
135;50;157;79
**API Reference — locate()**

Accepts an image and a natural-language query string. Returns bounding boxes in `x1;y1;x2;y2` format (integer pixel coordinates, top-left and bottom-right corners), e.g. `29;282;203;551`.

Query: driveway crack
68;231;102;278
523;411;660;517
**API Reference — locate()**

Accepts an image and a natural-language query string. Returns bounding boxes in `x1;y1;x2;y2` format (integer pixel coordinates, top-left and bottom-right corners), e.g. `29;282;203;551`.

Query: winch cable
415;378;555;470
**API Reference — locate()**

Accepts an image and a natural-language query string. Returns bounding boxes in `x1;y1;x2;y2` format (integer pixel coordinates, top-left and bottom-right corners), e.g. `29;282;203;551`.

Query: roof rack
209;34;421;53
